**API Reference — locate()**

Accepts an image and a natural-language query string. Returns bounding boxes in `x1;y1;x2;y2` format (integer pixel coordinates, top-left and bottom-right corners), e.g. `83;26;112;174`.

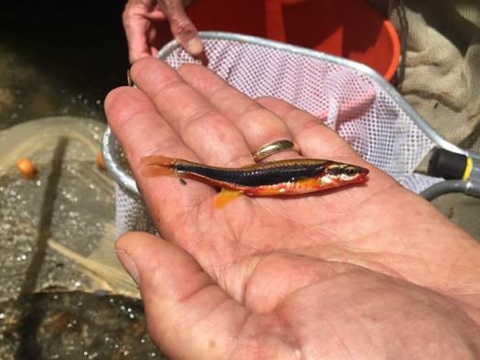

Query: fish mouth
353;166;369;184
359;166;369;176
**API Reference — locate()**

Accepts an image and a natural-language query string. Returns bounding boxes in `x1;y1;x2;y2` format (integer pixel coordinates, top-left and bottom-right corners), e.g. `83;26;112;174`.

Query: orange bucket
185;0;400;82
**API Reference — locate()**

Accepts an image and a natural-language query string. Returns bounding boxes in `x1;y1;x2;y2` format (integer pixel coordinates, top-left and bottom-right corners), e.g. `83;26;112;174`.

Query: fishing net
106;32;451;236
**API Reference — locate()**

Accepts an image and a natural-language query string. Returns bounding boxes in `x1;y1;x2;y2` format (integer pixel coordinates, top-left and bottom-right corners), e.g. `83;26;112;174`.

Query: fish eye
344;166;357;177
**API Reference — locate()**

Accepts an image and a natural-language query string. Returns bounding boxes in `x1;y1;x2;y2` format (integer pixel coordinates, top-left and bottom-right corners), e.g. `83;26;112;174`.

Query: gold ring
251;140;300;162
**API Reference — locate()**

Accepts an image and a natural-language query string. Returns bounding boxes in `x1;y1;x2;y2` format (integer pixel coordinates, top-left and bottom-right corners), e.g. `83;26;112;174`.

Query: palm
106;58;480;359
124;182;480;359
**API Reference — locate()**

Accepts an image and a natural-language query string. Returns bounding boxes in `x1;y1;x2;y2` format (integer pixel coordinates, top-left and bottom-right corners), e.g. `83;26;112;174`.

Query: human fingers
115;232;249;359
256;96;361;161
123;0;166;63
124;19;155;63
178;64;301;161
255;96;409;197
129;57;252;166
158;0;205;60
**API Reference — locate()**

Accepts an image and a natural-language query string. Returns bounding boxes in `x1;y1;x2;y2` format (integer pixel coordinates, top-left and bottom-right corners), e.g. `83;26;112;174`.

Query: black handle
428;149;468;180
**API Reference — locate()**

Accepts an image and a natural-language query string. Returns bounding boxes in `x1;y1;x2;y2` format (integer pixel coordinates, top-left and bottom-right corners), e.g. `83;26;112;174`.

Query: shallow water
0;292;163;360
0;2;162;358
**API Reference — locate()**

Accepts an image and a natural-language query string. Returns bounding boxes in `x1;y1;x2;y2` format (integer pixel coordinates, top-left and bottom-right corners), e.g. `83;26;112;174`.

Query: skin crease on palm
105;57;480;359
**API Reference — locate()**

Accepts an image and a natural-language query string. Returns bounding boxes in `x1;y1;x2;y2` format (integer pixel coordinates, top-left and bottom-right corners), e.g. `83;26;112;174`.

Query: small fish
141;155;369;207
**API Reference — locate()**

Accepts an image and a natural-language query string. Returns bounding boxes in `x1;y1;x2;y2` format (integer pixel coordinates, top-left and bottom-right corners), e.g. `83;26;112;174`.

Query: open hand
105;57;480;359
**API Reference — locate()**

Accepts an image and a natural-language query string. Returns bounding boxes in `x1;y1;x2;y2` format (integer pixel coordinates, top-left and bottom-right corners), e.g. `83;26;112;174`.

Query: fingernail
116;250;140;285
185;38;204;56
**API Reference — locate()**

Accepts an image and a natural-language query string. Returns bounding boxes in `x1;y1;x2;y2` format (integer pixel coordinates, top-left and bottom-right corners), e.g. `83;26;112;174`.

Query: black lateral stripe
174;159;330;187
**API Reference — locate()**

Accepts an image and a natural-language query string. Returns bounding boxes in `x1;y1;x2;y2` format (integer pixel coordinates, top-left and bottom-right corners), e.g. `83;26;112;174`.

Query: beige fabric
390;0;480;239
391;0;480;150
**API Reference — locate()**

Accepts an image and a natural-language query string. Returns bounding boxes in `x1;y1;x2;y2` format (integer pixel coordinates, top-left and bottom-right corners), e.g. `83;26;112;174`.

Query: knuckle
170;17;194;37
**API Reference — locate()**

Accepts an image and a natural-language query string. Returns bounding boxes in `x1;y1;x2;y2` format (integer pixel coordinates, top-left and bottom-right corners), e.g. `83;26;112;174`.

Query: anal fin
214;189;243;208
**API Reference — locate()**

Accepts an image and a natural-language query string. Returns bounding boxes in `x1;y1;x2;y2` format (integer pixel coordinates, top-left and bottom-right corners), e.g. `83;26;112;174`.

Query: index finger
104;85;217;215
130;57;253;167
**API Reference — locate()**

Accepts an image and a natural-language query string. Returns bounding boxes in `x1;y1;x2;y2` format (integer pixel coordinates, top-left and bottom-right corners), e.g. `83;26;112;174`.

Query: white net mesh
113;35;439;235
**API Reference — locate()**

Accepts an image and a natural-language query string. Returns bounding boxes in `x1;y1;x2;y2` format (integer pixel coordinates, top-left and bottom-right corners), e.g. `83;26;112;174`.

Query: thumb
115;232;248;359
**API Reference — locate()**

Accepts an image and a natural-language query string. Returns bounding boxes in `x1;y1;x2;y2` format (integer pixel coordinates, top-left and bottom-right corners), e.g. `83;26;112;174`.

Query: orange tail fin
140;155;175;177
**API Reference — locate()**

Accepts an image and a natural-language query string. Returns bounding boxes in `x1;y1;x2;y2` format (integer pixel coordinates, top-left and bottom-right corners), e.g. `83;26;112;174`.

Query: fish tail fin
140;155;175;177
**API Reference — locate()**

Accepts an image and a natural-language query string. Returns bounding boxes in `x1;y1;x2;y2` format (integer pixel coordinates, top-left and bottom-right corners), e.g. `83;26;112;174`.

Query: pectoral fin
214;189;243;208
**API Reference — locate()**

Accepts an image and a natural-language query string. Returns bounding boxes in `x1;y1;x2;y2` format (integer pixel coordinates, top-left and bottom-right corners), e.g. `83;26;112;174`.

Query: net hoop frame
103;31;476;198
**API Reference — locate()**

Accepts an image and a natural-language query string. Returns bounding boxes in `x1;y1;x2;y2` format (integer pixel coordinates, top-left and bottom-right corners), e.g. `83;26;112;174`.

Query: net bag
104;32;461;235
